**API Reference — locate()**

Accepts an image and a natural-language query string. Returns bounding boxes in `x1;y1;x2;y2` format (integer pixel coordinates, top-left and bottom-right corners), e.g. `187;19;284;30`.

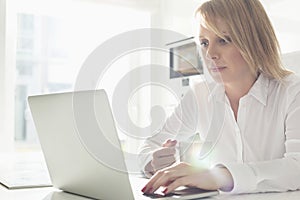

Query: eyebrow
199;32;230;38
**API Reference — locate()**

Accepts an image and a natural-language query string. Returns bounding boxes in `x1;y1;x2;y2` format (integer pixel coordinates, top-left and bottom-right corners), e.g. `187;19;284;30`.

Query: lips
210;66;227;72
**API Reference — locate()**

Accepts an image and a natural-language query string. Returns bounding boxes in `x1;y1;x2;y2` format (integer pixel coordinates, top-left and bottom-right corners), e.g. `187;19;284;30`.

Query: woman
139;0;300;195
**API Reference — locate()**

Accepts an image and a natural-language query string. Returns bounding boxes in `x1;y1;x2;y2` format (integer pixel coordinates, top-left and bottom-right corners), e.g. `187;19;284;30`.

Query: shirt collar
248;73;269;106
207;73;269;105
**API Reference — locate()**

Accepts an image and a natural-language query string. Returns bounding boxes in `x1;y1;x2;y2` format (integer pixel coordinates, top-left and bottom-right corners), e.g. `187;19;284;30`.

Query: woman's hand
144;139;177;175
142;162;234;195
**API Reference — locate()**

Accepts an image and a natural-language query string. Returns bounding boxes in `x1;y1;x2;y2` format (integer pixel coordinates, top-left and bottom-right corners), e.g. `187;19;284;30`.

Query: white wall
152;0;200;36
261;0;300;53
282;51;300;74
261;0;300;74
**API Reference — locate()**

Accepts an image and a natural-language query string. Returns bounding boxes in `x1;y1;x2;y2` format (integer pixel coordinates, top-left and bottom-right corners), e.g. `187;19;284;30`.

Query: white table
1;176;300;200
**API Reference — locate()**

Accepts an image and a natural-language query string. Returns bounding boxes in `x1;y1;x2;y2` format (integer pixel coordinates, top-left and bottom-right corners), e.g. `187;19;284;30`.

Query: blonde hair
195;0;292;80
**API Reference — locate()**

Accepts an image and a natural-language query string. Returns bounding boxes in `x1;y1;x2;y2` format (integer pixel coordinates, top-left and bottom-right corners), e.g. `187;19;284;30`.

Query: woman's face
199;23;254;85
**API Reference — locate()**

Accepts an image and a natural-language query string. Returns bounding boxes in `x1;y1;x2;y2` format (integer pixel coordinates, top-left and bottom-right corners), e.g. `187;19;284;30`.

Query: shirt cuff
138;152;153;178
217;162;257;193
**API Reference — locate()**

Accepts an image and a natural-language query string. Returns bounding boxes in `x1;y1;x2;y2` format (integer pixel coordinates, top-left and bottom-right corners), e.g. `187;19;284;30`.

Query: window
15;14;71;143
12;0;151;151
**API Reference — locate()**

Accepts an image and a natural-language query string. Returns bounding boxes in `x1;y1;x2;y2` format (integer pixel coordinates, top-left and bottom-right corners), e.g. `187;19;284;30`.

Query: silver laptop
28;89;219;200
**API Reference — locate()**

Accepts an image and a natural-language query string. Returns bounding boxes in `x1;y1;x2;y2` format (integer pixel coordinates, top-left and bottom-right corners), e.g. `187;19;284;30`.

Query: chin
209;72;225;84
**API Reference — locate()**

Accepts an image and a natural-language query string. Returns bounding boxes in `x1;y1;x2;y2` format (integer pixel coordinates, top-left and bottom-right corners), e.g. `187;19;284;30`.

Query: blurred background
0;0;299;155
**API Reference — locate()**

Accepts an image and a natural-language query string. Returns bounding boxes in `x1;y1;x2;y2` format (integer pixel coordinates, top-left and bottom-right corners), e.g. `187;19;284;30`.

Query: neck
224;75;257;104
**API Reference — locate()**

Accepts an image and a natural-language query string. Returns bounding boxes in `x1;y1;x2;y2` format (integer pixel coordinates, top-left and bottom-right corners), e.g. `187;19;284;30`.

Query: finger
143;168;172;194
162;139;177;147
152;150;176;171
153;163;192;192
152;155;176;168
150;165;192;194
162;139;172;146
153;147;176;158
144;164;185;194
163;176;190;195
145;170;177;194
152;157;176;171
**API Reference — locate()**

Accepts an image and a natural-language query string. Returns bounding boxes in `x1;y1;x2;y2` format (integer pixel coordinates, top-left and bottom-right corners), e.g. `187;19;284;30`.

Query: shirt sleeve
138;88;200;176
220;81;300;194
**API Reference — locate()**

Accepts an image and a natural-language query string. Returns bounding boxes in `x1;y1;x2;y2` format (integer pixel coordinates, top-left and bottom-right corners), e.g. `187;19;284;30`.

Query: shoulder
270;73;300;106
268;73;300;90
280;73;300;95
284;73;300;84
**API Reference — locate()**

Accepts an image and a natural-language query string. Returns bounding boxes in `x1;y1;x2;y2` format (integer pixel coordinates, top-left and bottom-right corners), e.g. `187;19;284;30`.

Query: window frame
0;0;16;152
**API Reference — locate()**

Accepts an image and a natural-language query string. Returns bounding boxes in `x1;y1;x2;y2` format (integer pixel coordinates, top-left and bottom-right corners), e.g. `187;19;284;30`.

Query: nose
206;45;219;60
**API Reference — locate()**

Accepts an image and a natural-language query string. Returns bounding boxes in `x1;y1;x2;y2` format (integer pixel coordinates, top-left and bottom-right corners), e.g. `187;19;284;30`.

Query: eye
219;36;232;45
219;38;227;44
200;40;209;48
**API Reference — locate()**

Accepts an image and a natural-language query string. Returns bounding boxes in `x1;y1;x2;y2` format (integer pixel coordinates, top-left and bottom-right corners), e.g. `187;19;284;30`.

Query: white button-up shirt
139;73;300;193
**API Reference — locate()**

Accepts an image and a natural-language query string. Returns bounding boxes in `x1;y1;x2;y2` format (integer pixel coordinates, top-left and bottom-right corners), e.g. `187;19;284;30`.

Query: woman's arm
138;89;200;177
221;91;300;193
